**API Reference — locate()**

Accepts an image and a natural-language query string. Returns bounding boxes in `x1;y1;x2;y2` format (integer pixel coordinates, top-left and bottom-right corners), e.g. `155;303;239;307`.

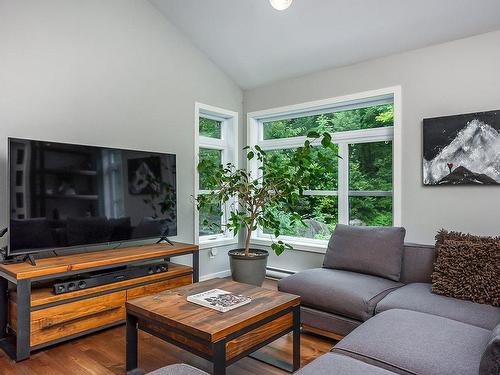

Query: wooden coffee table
125;278;301;375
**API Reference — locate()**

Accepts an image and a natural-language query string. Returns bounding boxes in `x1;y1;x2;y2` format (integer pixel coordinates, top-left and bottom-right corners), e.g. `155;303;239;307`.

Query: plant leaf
307;131;320;138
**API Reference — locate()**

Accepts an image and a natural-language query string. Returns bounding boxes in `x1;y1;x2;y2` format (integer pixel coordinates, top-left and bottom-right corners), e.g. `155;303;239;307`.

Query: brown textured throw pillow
431;229;500;307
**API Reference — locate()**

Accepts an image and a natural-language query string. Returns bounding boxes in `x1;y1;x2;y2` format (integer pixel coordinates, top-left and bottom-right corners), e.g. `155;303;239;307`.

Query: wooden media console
0;242;199;361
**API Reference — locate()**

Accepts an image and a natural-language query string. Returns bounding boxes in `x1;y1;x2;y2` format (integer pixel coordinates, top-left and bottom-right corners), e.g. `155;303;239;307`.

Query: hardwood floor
0;279;336;374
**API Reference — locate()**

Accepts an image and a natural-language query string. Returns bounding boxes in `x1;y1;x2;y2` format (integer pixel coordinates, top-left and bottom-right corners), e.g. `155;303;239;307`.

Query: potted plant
196;132;337;286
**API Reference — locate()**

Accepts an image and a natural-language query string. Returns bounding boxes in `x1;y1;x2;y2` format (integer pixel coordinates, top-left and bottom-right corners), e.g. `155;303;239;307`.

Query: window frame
247;86;402;253
194;102;239;249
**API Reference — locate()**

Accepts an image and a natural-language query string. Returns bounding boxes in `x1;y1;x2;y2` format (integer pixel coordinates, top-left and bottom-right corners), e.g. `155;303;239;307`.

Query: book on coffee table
187;288;252;312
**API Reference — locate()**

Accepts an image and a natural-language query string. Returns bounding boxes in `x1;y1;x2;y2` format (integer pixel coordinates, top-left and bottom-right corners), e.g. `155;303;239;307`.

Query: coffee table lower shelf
125;305;301;375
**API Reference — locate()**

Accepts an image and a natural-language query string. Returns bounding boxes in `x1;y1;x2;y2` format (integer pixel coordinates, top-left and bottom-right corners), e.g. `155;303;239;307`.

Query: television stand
0;241;199;362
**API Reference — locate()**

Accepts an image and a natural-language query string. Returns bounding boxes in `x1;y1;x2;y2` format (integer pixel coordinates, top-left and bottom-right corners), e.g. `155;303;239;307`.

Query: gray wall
245;30;500;272
1;2;498;276
0;0;243;278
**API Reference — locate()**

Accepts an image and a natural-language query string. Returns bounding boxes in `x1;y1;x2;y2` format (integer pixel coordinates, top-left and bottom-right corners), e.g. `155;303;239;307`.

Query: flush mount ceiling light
269;0;293;11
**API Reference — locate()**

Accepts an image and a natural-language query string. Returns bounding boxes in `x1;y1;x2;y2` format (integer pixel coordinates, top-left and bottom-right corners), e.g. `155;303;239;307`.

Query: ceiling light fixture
269;0;293;11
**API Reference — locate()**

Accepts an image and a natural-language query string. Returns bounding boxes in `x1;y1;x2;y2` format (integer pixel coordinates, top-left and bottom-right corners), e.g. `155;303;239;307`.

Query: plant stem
244;226;252;257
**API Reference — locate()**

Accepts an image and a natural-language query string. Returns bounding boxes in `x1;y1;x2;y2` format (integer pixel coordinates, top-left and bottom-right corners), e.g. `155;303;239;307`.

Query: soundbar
53;262;169;295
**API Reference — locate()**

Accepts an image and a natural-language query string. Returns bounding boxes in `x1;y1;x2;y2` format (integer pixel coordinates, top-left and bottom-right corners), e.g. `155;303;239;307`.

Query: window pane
263;114;318;140
199;200;222;236
199;117;222;139
349;141;392;191
264;145;339;190
199;148;222;190
349;196;392;226
263;104;393;140
263;196;338;240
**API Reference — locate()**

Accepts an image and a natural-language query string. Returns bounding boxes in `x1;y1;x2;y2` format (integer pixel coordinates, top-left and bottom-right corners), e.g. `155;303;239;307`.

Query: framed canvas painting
423;109;500;185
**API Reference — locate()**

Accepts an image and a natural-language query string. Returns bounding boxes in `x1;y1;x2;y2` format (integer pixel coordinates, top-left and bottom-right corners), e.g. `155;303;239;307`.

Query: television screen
8;138;177;256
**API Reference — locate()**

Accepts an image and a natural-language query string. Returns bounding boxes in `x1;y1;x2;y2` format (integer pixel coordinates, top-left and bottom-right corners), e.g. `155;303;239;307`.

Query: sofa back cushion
479;322;500;375
400;243;436;284
323;224;406;281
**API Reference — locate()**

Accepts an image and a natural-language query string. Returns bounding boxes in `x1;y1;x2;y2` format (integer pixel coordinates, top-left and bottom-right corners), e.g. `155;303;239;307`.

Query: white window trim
194;102;239;249
247;86;402;253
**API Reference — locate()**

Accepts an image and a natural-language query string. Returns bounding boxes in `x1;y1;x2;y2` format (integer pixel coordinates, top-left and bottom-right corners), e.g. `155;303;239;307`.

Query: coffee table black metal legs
293;305;301;371
212;305;300;375
125;305;301;375
248;305;301;373
212;339;226;375
126;313;139;375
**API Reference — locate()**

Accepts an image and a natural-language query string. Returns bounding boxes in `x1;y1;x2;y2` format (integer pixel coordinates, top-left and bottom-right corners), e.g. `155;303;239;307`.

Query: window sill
250;236;327;254
199;237;238;250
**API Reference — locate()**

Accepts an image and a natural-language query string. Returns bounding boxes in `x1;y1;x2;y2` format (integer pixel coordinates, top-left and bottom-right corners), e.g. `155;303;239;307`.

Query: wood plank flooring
0;279;336;374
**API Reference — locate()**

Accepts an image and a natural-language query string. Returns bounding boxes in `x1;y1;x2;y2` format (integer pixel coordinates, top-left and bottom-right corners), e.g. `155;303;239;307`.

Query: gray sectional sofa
280;224;500;375
295;309;499;375
279;242;499;336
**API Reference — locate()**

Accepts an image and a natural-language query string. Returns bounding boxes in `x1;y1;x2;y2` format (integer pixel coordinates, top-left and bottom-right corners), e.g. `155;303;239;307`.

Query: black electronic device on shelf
52;261;169;295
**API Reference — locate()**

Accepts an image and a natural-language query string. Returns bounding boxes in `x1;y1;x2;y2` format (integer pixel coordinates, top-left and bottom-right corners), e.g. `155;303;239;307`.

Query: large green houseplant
196;132;338;286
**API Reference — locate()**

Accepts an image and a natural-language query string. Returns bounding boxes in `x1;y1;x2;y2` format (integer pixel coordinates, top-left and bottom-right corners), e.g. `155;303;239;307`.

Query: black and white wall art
423;110;500;185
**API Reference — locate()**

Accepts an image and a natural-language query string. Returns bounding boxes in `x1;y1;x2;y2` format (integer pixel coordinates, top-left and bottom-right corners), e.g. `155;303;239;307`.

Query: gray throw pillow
479;323;500;375
323;224;406;281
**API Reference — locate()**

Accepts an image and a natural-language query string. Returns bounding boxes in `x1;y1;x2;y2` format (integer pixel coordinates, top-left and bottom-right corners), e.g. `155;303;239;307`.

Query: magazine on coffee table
187;289;252;312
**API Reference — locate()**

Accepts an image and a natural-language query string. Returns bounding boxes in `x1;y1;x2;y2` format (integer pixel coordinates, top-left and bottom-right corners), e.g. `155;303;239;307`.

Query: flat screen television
8;137;177;256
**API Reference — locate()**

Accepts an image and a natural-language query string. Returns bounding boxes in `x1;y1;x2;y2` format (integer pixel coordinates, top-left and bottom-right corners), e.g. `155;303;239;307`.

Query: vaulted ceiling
151;0;500;89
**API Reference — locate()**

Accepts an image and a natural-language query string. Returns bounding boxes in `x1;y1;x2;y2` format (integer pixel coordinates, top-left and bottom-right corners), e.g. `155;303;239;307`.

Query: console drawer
127;274;192;300
30;291;126;347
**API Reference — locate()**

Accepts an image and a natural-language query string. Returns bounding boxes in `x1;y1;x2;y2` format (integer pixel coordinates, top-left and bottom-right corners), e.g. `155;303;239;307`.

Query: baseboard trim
199;269;231;281
199;267;296;282
266;267;295;280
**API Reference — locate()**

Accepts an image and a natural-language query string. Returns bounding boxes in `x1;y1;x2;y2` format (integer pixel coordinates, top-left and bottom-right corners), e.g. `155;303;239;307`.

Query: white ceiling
151;0;500;89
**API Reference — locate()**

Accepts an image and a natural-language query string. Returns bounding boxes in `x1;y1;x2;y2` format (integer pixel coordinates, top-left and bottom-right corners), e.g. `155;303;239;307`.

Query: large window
248;89;401;252
195;103;238;247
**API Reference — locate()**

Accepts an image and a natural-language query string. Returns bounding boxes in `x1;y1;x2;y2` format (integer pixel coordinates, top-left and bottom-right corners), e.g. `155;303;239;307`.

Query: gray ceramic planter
228;249;269;286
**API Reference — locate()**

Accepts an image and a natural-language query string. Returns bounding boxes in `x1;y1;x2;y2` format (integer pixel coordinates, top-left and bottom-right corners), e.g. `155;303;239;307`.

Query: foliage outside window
263;104;393;140
197;133;338;256
199;117;222;139
198;116;226;238
262;145;339;240
199;148;221;190
349;141;392;226
255;103;394;242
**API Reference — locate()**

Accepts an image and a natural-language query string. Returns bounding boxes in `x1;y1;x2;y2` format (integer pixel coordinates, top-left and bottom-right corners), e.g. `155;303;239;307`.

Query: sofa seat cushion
334;309;491;375
278;268;402;321
296;352;397;375
376;283;500;330
147;364;208;375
